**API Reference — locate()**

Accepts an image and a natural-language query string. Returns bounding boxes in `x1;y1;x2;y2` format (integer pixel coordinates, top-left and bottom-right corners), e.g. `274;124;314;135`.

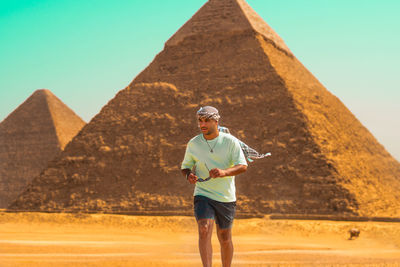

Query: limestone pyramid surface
0;89;85;208
10;0;400;217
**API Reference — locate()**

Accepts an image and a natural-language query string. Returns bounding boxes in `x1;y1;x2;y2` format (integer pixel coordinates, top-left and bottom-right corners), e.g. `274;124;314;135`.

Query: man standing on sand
181;106;248;267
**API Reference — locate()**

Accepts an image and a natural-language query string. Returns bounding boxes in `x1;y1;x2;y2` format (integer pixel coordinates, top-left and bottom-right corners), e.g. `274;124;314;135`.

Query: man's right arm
181;168;191;178
181;168;197;184
181;143;198;184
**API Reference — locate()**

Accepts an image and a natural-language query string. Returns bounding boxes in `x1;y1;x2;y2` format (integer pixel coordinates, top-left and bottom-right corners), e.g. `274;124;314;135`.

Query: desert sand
1;211;399;266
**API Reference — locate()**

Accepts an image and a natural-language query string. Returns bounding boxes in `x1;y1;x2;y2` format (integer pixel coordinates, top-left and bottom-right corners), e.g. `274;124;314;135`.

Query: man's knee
198;220;213;239
218;229;232;244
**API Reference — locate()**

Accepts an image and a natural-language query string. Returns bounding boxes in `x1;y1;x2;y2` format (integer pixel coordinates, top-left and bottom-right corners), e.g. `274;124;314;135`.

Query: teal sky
1;0;399;160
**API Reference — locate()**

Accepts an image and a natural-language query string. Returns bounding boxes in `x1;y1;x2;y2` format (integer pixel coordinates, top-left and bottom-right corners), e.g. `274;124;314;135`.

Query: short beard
204;129;213;136
203;125;217;136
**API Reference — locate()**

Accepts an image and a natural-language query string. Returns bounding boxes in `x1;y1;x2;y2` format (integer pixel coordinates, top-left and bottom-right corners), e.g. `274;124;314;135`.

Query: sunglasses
197;163;211;182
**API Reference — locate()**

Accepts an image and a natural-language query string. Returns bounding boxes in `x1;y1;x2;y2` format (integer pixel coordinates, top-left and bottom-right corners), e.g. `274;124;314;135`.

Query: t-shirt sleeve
181;143;195;170
230;138;248;166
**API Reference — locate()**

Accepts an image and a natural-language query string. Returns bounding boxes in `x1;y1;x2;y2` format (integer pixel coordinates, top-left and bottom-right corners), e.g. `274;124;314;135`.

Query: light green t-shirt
181;132;247;202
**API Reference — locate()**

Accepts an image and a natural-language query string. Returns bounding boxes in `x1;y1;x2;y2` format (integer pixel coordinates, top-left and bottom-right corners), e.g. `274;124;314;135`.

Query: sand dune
1;212;399;266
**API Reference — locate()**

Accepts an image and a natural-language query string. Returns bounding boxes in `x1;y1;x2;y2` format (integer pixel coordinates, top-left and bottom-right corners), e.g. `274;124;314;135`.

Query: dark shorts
194;195;236;229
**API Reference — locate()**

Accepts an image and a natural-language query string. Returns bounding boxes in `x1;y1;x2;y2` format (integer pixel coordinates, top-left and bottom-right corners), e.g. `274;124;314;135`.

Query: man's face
198;117;218;136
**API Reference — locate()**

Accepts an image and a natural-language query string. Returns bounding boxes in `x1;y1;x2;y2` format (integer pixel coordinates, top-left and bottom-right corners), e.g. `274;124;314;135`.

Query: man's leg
216;225;233;267
197;218;214;267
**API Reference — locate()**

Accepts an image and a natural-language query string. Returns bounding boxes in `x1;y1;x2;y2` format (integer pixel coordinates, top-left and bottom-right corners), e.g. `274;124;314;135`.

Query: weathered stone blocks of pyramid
10;83;196;213
9;0;400;217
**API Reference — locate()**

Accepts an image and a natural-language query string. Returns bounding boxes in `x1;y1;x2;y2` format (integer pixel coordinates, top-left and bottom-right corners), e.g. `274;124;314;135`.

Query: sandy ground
1;212;400;266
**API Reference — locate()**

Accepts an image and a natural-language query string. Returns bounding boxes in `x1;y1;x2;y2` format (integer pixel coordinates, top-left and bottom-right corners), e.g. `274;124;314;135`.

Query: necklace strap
204;136;217;153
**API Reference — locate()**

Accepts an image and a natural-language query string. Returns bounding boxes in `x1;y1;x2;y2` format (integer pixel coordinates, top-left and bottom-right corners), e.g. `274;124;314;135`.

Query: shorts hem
216;224;233;230
195;217;215;221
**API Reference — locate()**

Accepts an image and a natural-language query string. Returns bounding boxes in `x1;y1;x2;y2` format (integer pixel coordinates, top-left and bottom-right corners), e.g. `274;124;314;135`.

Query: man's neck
203;130;219;140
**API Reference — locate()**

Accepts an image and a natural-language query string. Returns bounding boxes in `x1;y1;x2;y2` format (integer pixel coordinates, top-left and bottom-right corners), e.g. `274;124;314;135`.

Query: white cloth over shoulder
218;126;271;162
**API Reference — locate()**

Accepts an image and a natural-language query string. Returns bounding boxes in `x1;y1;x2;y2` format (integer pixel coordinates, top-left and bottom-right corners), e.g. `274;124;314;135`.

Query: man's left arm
209;137;248;178
209;164;247;178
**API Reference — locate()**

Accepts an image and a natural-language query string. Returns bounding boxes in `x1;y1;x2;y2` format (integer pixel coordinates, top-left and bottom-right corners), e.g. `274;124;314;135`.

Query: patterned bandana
197;106;220;121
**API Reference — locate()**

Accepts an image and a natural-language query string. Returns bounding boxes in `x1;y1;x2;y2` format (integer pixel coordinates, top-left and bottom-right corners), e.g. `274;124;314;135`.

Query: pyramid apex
30;89;55;100
33;88;51;93
165;0;291;55
34;88;53;94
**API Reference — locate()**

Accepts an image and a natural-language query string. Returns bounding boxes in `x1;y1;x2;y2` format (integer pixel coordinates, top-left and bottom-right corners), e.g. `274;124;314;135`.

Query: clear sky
1;0;399;160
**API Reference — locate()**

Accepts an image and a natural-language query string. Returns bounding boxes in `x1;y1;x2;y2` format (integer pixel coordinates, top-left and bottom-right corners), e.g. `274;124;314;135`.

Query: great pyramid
0;89;85;208
9;0;400;217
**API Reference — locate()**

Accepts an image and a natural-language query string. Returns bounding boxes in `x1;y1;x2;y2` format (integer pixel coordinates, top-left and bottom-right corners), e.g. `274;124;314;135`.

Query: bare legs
198;219;214;267
197;219;233;267
217;225;233;267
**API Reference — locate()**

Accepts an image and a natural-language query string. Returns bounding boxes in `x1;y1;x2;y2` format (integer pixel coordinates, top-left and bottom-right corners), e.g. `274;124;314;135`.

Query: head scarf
197;106;220;121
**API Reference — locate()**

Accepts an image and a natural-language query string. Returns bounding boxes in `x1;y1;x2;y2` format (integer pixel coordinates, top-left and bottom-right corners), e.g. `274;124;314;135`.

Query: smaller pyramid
0;89;85;208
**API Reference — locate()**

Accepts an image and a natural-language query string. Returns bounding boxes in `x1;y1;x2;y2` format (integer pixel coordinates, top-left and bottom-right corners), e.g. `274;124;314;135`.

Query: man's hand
187;173;198;184
182;169;198;184
209;168;227;178
209;164;247;178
